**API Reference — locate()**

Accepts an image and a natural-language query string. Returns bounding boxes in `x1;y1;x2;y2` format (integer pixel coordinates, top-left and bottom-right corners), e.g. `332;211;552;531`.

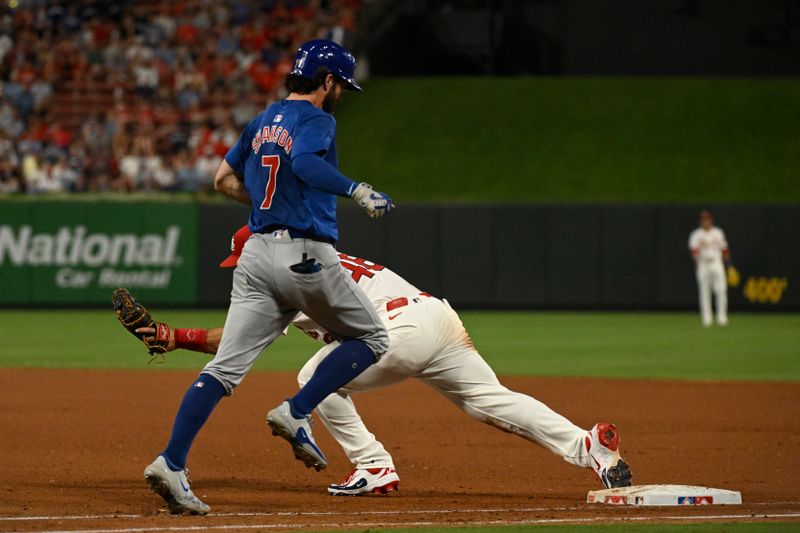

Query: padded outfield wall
3;200;795;310
197;203;799;311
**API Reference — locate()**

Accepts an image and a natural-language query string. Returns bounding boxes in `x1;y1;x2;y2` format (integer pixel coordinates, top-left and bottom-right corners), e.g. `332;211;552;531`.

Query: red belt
386;292;432;312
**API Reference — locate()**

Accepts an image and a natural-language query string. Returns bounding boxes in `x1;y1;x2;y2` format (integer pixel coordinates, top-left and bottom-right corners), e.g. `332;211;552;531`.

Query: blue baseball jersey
225;100;350;241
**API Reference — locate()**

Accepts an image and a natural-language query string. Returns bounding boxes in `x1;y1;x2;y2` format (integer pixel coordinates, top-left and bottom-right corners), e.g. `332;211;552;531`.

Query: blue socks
162;373;226;471
160;342;376;468
290;339;376;417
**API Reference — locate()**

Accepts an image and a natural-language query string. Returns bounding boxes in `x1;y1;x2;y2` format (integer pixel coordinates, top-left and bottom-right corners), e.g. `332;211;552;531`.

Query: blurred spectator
81;113;110;154
210;117;239;158
194;144;221;186
133;59;159;100
49;121;72;150
174;61;208;110
26;160;63;194
52;154;80;191
231;93;259;128
0;131;19;167
0;103;24;138
173;148;203;192
30;78;53;108
125;35;154;64
0;32;12;64
87;152;122;191
9;81;35;119
16;128;44;159
111;122;133;161
103;33;126;70
0;131;21;192
0;164;22;193
119;153;142;189
142;154;177;191
152;7;177;42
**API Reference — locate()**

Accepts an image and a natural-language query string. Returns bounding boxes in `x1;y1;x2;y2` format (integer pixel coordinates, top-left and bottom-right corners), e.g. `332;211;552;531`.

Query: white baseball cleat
585;422;632;489
328;467;400;496
143;455;210;515
267;400;328;471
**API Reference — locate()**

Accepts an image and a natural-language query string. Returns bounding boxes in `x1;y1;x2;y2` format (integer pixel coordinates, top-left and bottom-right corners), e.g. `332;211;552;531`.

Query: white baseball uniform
293;253;593;471
688;226;729;326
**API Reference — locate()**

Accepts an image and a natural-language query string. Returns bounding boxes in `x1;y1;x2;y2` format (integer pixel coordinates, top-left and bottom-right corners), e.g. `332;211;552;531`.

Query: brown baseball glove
112;288;170;359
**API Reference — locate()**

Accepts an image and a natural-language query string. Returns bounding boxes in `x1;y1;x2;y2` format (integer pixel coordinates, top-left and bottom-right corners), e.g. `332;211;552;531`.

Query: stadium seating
0;0;360;194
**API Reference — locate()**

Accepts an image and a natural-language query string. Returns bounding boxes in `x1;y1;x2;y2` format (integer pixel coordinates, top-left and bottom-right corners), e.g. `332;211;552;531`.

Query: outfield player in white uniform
139;225;632;496
688;210;731;326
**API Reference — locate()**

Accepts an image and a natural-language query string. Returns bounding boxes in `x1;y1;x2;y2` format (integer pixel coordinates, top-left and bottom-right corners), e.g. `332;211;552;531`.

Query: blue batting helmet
289;39;362;92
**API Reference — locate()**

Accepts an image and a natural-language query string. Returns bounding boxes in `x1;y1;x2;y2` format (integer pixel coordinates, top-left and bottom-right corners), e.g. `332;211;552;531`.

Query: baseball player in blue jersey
143;40;393;515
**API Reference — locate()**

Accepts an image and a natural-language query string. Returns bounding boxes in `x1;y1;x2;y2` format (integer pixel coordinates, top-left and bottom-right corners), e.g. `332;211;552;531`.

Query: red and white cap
219;225;253;268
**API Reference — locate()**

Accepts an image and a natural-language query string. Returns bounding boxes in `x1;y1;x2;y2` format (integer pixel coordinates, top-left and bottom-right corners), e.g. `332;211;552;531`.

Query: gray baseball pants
202;231;389;394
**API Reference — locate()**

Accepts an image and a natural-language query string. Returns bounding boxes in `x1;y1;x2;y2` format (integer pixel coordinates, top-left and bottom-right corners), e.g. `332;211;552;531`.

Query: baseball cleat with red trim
585;422;632;489
328;467;400;496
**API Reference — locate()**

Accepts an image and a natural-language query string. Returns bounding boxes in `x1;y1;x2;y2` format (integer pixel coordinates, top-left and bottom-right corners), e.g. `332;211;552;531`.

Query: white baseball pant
297;295;592;470
696;260;728;326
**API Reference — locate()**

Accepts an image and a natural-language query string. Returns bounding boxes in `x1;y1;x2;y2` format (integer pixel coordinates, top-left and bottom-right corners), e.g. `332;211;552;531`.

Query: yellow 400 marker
742;276;789;304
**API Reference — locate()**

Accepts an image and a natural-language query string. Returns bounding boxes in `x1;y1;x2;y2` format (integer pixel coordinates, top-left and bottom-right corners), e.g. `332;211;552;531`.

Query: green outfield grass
1;310;797;381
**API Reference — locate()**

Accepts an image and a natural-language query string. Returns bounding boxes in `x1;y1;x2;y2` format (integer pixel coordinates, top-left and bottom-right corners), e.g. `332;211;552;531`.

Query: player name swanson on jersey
689;227;728;264
226;100;347;241
293;253;423;342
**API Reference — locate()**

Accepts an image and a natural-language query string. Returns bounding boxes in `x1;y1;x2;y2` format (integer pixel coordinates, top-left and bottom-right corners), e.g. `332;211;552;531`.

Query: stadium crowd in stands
0;0;359;194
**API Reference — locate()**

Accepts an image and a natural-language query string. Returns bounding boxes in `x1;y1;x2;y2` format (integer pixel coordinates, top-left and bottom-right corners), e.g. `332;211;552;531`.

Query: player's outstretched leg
267;400;328;471
143;455;210;515
418;323;633;488
585;422;632;488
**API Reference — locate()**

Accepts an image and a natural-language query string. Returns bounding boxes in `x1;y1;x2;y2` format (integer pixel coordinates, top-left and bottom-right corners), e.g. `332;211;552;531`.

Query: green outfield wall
1;200;797;310
0;201;198;305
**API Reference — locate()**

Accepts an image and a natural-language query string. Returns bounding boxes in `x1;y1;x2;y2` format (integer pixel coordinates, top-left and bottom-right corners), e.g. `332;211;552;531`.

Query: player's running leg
697;266;713;326
147;253;296;513
276;237;389;415
712;264;728;325
264;236;389;469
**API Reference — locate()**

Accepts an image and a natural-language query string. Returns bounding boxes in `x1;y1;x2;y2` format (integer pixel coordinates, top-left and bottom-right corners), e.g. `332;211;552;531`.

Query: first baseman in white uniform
688;210;731;326
138;226;633;496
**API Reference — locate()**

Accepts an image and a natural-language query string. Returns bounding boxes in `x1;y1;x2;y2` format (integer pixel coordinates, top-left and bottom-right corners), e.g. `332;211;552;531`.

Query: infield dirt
1;369;799;531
